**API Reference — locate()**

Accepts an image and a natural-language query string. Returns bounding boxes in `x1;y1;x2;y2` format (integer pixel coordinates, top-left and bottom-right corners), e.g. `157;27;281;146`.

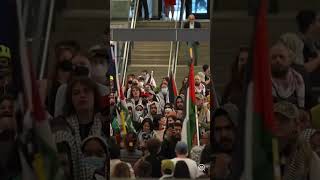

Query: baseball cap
274;101;299;119
161;160;174;173
0;45;11;59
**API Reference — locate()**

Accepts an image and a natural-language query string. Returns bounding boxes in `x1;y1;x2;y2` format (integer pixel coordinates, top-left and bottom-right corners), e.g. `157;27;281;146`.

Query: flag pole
195;105;200;146
112;45;121;97
272;138;281;180
189;47;200;146
244;83;253;180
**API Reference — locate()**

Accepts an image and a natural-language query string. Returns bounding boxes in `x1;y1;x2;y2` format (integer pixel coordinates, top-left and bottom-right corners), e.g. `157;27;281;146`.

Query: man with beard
209;108;236;179
270;42;305;108
195;75;206;96
0;96;20;180
145;102;160;122
160;122;182;159
175;96;184;110
196;93;210;134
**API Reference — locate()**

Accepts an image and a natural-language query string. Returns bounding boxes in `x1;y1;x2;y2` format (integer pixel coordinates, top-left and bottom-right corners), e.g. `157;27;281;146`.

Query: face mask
73;65;90;77
135;111;143;121
81;156;105;170
58;60;73;72
161;87;168;94
138;82;144;88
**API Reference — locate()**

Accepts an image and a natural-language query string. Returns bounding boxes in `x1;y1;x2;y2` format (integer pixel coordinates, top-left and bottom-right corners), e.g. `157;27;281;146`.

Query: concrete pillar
111;0;130;19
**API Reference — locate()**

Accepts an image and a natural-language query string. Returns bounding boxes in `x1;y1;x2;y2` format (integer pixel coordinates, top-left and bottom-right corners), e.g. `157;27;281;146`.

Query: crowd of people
107;63;212;179
219;9;320;180
0;26;212;180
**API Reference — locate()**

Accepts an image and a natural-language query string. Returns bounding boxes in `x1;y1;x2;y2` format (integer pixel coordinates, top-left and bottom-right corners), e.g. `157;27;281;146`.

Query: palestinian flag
181;49;197;151
244;0;278;180
0;1;63;180
168;71;178;104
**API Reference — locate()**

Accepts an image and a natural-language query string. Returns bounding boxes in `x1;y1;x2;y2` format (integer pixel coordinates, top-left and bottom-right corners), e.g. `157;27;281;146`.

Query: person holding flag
181;47;200;152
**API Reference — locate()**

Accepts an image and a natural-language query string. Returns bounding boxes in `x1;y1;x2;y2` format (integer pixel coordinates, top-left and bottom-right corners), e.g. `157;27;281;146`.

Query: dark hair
211;108;235;153
141;118;154;132
112;162;131;178
222;46;249;104
202;64;209;72
127;74;135;79
149;102;158;109
212;108;234;127
175;96;184;110
163;77;170;82
146;138;161;154
134;160;152;177
81;137;108;154
160;82;168;88
164;103;173;109
63;77;101;116
54;40;80;59
152;114;162;130
296;10;317;33
174;122;182;128
130;86;141;98
125;132;138;150
173;161;191;178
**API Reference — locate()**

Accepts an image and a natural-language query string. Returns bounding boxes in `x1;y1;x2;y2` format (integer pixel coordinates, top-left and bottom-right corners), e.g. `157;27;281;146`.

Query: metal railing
120;0;139;86
168;0;186;79
21;0;56;80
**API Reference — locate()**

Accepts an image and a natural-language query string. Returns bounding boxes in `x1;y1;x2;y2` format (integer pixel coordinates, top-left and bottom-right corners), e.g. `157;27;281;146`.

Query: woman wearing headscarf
132;103;145;131
81;136;109;180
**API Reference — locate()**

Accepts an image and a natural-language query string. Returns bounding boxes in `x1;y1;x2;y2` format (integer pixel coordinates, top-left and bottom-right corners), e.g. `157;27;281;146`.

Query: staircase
128;20;210;90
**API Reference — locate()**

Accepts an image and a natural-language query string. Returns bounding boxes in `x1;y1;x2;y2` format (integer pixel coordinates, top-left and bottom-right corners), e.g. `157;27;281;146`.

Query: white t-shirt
190;22;195;29
171;157;203;179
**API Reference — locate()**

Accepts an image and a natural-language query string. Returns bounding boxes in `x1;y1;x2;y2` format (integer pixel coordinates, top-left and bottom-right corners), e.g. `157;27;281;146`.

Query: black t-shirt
303;38;320;87
79;121;94;140
160;138;178;159
145;154;164;178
